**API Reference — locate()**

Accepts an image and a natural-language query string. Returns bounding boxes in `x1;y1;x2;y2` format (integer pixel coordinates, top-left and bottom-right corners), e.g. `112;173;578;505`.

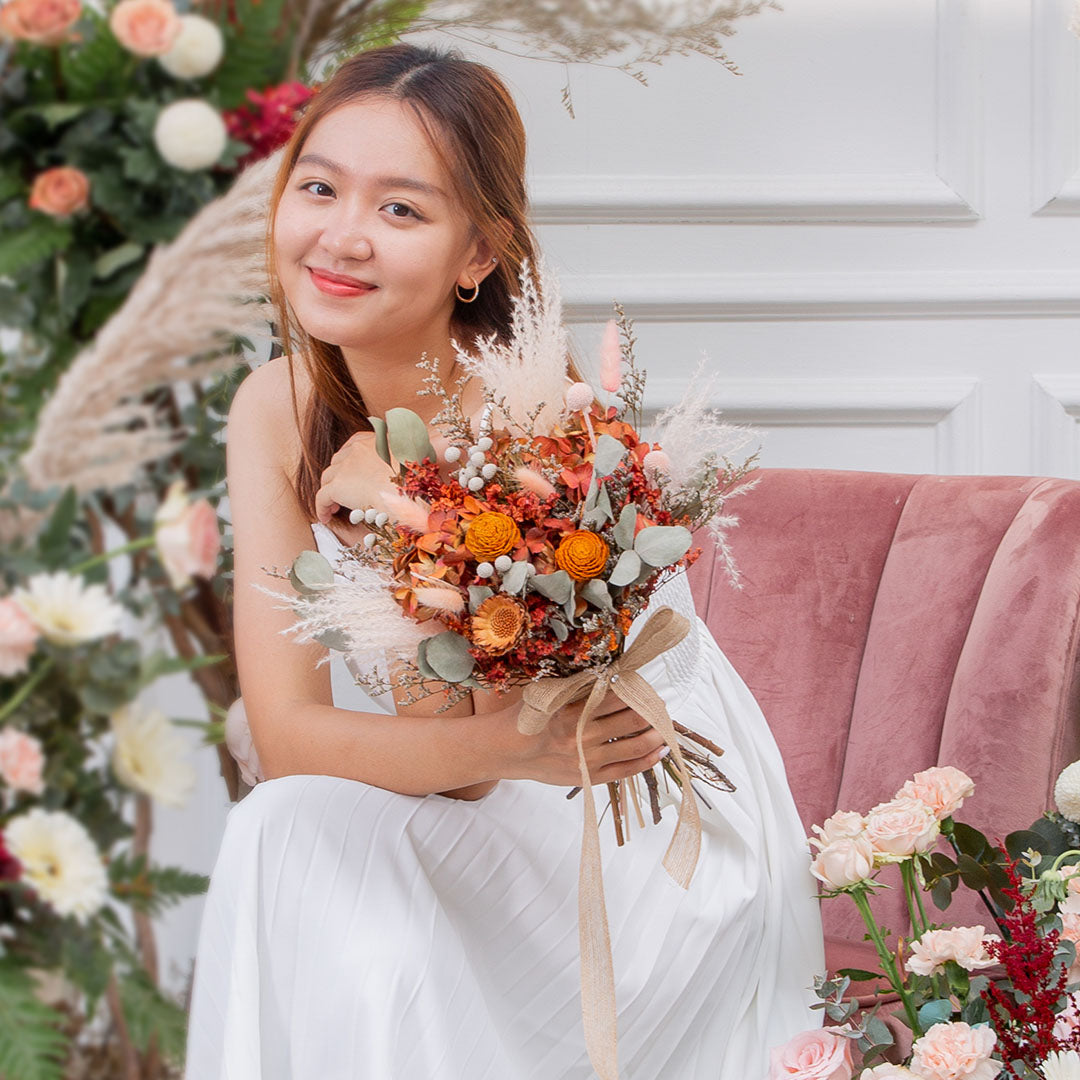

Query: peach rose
0;597;39;677
109;0;180;56
909;1022;1000;1080
809;810;866;850
862;1068;917;1079
864;795;940;863
810;834;875;890
1059;895;1080;985
1053;990;1080;1042
28;165;89;217
153;480;221;590
897;766;975;821
768;1026;854;1080
0;0;80;45
907;926;998;977
0;727;46;795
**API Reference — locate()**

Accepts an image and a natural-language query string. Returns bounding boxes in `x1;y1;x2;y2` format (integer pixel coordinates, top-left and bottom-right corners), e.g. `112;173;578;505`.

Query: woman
185;42;824;1079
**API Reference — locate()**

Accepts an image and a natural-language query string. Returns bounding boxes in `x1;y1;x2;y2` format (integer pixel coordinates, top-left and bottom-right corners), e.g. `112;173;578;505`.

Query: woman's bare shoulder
229;356;312;472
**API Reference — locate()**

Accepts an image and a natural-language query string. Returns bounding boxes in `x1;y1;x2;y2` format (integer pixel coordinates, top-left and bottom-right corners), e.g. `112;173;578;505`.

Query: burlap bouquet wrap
516;605;703;1080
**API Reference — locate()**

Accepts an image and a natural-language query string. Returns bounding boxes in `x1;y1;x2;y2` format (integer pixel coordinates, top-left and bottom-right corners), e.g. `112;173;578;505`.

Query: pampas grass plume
599;319;621;393
514;466;557;500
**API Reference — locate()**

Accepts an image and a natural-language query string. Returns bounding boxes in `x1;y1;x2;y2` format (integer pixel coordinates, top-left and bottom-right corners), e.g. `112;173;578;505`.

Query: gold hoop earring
455;276;480;303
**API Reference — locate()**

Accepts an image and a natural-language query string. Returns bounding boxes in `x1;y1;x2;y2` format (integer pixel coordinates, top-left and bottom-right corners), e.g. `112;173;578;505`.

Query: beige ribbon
518;606;702;1080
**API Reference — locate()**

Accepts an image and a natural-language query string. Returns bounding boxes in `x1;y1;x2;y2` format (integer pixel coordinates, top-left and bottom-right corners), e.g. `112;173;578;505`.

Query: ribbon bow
517;605;702;1080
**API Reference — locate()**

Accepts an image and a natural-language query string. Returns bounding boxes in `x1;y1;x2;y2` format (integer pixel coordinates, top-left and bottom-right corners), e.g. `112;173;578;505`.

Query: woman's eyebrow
295;153;446;198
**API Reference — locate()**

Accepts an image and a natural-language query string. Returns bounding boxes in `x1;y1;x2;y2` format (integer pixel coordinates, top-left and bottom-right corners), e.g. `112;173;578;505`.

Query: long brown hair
265;42;582;521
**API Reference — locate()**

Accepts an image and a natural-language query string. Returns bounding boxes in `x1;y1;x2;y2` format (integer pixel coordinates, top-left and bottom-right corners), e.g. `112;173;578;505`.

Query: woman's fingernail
659;746;671;759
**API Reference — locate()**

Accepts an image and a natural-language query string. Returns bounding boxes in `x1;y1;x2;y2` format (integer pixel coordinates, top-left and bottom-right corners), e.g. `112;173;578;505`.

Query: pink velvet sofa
685;467;1080;976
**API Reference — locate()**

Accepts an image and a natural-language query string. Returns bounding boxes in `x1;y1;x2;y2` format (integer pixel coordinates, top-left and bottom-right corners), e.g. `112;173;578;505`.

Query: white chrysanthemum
110;704;196;808
1044;1050;1080;1080
153;98;227;171
5;808;108;924
12;571;124;647
1056;760;1080;823
158;13;223;79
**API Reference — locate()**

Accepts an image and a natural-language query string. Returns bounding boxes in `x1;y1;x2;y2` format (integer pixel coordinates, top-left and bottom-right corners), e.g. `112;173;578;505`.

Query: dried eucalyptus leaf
529;569;573;604
385;407;435;465
289;550;334;596
468;585;493;613
550;618;569;641
608;548;641;587
367;415;391;466
424;631;475;683
315;627;352;652
592;433;625;477
582;578;614;611
416;637;438;680
499;561;531;595
634;524;693;567
612;504;637;550
582;482;612;528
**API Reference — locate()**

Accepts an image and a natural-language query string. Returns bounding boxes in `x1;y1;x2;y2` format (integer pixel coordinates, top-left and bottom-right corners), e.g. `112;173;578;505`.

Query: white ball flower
469;451;485;467
157;13;223;79
364;508;379;524
1056;761;1080;823
374;512;389;528
12;571;124;647
5;809;108;924
476;562;494;578
444;445;461;463
363;533;377;549
110;704;196;808
348;508;364;525
153;98;226;171
494;555;513;572
481;463;497;480
467;477;485;492
477;436;493;451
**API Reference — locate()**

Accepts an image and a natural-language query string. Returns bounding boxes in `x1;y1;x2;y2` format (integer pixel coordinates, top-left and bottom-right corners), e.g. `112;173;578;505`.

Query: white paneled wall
160;0;1080;993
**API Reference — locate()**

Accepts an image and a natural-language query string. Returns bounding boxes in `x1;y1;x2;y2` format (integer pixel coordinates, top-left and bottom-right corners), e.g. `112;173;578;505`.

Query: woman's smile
306;266;379;297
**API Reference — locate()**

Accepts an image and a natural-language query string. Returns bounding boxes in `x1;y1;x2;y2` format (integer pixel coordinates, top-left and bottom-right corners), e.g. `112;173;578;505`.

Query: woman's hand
315;427;457;525
501;688;670;788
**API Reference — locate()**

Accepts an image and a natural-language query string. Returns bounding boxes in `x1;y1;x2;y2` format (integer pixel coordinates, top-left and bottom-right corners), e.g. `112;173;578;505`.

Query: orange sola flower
471;595;527;655
554;530;610;581
463;512;521;560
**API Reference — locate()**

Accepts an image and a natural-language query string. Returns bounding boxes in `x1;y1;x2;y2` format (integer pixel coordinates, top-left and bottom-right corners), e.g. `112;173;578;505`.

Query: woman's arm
227;360;518;794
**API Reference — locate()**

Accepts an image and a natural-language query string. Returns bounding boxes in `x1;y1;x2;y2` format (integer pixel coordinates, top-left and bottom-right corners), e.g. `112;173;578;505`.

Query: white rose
810;833;875;890
153;98;226;171
157;13;223;79
809;810;866;850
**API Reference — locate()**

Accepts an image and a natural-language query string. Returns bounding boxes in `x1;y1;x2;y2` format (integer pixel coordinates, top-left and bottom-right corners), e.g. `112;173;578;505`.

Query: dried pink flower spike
600;319;621;393
514;467;558;500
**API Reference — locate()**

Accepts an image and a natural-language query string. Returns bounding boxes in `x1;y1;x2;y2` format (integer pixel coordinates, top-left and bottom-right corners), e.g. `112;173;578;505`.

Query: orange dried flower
554;530;610;581
464;511;521;560
471;595;527;655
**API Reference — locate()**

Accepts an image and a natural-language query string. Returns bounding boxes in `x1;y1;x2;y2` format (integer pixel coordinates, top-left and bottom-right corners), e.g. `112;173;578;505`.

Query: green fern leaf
117;968;188;1065
211;0;292;109
0;960;69;1080
58;11;131;101
0;217;73;277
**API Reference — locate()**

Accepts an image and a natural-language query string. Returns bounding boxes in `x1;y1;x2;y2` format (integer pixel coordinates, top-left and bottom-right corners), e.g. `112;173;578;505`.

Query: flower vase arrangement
264;256;758;1078
0;478;223;1079
769;762;1080;1080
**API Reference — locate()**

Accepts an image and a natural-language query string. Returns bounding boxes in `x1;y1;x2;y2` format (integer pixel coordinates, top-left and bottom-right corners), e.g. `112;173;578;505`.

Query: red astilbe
223;81;317;168
981;851;1074;1074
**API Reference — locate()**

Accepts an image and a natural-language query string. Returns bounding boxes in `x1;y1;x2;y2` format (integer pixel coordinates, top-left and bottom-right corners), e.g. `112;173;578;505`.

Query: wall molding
1032;374;1080;476
530;0;980;225
1032;0;1080;214
561;270;1080;322
642;376;981;473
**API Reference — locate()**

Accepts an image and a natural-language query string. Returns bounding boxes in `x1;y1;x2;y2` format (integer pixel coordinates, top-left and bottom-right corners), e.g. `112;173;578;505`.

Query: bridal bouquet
770;762;1080;1080
266;256;757;1079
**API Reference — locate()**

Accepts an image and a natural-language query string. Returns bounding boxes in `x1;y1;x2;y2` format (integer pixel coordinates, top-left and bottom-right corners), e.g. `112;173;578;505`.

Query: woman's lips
308;267;377;297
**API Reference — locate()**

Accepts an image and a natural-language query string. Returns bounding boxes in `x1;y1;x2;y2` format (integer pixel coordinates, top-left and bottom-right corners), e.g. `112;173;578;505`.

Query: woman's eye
384;201;420;220
299;181;334;197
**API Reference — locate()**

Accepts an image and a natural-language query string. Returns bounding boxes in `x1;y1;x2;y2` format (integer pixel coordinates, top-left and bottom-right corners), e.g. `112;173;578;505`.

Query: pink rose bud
0;0;81;44
153;480;221;590
769;1026;854;1080
109;0;181;56
599;318;621;393
28;166;90;217
0;726;46;796
0;598;39;678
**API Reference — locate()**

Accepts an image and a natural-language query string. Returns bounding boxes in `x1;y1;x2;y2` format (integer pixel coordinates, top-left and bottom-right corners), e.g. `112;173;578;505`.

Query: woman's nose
323;212;373;260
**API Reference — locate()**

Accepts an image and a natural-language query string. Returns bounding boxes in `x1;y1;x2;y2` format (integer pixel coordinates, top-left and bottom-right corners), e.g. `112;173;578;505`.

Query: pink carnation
909;1021;1000;1080
0;727;46;796
769;1026;854;1080
897;766;975;820
907;926;998;977
0;597;39;677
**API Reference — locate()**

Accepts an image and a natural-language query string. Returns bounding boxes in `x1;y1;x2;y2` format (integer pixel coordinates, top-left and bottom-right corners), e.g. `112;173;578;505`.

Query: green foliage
0;215;72;276
211;0;292;109
0;960;69;1080
108;851;209;916
58;10;131;101
117;967;188;1064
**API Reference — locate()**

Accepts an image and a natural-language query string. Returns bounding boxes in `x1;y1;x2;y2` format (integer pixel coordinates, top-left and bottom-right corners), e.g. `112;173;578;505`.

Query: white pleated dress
184;522;824;1080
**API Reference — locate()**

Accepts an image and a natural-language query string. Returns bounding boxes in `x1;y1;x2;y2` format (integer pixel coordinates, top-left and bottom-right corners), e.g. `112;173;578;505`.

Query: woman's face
273;96;489;354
